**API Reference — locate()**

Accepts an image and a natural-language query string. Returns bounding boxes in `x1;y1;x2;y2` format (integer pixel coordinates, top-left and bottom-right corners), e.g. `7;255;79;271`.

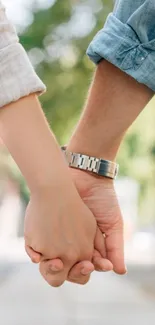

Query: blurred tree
20;0;113;143
118;98;155;224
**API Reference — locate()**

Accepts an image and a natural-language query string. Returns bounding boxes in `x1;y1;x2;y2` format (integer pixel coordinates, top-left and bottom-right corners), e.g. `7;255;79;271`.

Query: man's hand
70;168;126;275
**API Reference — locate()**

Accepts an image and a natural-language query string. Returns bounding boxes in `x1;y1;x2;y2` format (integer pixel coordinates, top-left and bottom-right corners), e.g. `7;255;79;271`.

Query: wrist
0;95;75;194
68;60;153;162
68;133;121;161
30;166;80;209
28;150;74;194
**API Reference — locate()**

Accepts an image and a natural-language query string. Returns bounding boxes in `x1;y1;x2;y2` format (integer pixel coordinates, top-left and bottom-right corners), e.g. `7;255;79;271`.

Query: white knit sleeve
0;1;46;108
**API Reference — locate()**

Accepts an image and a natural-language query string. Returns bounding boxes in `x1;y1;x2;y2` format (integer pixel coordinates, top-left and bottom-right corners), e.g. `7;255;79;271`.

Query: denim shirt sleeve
87;0;155;91
0;2;46;108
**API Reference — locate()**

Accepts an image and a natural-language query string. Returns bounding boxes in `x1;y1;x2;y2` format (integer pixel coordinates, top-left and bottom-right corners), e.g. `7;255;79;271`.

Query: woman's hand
70;169;126;275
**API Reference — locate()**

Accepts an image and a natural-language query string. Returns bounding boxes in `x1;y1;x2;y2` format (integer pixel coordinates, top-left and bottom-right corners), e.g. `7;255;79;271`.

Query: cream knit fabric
0;1;46;108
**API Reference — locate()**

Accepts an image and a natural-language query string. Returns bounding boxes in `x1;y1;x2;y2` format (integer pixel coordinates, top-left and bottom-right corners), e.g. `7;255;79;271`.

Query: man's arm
67;60;153;274
68;60;153;160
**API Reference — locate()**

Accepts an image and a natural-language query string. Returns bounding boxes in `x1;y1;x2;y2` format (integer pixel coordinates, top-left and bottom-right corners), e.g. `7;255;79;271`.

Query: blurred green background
3;0;155;226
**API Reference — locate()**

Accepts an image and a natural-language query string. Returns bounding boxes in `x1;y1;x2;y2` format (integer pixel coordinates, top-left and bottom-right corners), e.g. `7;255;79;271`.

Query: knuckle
31;258;37;264
69;275;90;285
44;277;65;288
44;276;65;287
48;279;65;288
80;276;90;285
24;233;42;254
39;263;65;287
25;238;42;255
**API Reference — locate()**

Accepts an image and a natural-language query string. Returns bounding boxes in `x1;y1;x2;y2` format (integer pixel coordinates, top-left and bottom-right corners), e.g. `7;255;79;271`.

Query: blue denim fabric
87;0;155;91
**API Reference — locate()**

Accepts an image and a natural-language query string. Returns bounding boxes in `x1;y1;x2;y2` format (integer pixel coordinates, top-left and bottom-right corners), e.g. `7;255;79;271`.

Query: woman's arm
0;94;72;192
0;2;99;287
0;94;98;288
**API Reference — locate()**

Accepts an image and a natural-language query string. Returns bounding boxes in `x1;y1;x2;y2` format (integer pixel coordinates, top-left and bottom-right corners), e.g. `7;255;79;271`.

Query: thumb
105;227;127;275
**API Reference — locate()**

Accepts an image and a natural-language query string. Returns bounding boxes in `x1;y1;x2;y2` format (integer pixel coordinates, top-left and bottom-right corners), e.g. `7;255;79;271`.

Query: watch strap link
62;147;119;179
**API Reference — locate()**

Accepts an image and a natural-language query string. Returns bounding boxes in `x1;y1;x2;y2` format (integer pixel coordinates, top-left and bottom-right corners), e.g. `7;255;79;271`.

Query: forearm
68;60;153;160
0;3;75;195
0;95;70;193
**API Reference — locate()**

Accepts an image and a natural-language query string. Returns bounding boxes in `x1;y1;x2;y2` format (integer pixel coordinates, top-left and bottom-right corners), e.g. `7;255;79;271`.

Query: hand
70;168;126;275
24;182;112;287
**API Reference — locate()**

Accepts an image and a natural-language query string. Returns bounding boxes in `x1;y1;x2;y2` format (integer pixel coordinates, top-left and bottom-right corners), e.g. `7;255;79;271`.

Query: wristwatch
62;146;119;179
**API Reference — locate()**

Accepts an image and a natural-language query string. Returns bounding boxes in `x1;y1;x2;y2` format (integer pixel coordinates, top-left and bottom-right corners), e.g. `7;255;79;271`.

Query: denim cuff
87;14;155;92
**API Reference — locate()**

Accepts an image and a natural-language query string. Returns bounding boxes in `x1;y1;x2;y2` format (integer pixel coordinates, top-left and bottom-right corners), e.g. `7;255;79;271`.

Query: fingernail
81;268;92;276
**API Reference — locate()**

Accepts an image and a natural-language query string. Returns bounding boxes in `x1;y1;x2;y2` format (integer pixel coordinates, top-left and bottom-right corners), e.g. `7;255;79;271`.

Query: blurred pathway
0;263;155;325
